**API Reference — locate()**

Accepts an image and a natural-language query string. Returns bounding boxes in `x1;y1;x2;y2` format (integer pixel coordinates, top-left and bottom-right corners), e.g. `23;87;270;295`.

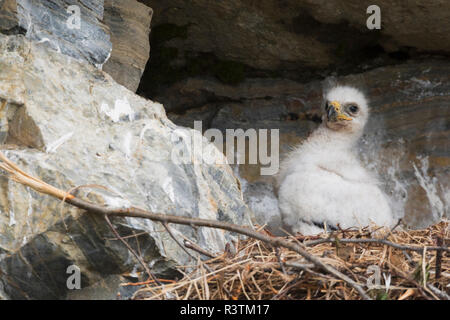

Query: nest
130;221;449;300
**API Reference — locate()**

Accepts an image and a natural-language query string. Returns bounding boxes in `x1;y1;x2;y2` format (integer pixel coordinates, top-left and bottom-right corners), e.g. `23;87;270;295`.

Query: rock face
0;0;18;32
0;0;112;66
0;0;152;91
0;34;250;299
103;0;152;91
140;0;450;71
163;59;450;231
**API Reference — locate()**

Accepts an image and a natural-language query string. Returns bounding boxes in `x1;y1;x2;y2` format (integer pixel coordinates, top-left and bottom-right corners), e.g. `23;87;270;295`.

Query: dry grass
130;221;449;300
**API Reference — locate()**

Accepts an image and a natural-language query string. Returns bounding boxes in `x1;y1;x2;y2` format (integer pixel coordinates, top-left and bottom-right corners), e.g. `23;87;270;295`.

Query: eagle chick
277;86;395;235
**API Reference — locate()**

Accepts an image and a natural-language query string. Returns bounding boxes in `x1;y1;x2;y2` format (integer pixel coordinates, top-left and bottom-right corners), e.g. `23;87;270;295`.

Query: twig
0;152;74;200
162;222;197;261
284;261;332;279
383;219;402;240
271;277;301;300
161;223;215;273
121;278;176;287
172;230;217;259
105;231;148;241
274;247;287;275
422;247;427;288
104;214;160;286
183;239;216;259
435;236;443;280
305;238;449;253
427;283;450;300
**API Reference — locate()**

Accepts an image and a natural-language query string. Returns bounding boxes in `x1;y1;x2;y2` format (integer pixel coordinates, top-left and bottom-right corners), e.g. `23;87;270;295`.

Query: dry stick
422;247;427;289
274;247;287;275
105;231;149;241
304;238;449;253
104;214;161;286
0;153;371;300
172;230;217;259
383;219;403;240
0;153;72;200
284;261;334;280
271;275;302;300
161;222;214;274
435;236;443;280
162;222;197;262
183;238;216;259
427;283;450;300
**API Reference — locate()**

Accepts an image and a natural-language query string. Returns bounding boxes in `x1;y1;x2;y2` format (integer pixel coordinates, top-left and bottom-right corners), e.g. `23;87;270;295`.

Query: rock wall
0;34;250;299
103;0;153;91
0;0;152;91
140;0;450;71
1;0;112;66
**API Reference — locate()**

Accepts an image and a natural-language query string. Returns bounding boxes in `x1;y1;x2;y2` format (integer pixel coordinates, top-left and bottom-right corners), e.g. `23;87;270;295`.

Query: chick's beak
327;101;352;122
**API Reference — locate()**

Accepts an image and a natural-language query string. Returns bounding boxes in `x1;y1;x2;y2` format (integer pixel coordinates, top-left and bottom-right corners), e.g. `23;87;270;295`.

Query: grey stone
0;34;250;299
103;0;152;92
15;0;112;66
0;0;153;92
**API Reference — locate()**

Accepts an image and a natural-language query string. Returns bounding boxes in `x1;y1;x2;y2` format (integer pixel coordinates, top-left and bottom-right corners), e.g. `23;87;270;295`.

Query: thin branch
161;222;214;275
305;238;449;253
104;214;160;286
427;283;450;300
435;236;443;279
284;261;332;279
274;247;287;275
183;239;216;259
383;219;402;240
162;222;198;262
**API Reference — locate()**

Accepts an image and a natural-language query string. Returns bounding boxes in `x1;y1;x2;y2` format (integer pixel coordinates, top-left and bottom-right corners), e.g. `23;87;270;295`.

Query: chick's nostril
327;106;337;119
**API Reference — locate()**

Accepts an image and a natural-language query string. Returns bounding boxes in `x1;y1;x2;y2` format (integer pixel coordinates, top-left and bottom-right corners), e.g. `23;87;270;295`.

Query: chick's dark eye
349;105;359;113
